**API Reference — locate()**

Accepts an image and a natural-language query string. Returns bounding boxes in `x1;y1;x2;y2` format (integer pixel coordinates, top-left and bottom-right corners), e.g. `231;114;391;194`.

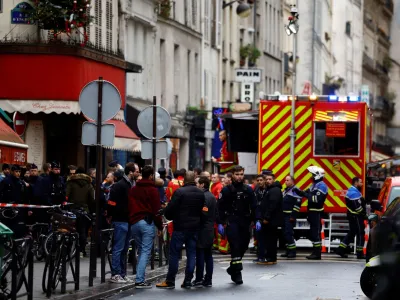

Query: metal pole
151;95;157;270
252;0;257;110
289;27;297;176
90;77;103;285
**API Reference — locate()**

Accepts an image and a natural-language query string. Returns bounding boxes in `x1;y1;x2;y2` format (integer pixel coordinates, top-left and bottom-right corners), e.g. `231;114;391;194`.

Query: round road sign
13;112;26;136
79;79;121;123
137;105;171;139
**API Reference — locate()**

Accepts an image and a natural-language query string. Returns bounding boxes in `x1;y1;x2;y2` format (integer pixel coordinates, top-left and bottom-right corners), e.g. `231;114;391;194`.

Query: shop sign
241;82;254;103
0;145;27;165
326;122;346;138
11;2;34;25
235;69;262;83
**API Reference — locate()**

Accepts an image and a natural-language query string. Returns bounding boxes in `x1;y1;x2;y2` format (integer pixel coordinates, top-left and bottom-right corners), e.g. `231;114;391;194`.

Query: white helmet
307;166;325;180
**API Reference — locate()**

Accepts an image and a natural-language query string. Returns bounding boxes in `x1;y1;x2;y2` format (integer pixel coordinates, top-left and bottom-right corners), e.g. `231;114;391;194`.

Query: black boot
287;249;296;259
231;272;243;285
335;246;348;258
306;248;321;260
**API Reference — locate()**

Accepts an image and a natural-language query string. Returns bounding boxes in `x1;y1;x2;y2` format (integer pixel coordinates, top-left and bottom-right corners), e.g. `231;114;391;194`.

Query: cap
11;165;21;171
261;169;272;175
51;161;60;169
158;167;166;174
108;160;118;168
2;163;10;171
30;163;38;170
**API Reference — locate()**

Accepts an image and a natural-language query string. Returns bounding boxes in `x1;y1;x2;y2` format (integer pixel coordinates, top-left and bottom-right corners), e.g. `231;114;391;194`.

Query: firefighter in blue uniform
294;166;328;260
217;165;256;284
281;175;302;258
335;177;366;259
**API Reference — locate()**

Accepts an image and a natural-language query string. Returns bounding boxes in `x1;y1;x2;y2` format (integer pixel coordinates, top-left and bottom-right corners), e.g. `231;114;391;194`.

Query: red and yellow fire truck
258;94;372;214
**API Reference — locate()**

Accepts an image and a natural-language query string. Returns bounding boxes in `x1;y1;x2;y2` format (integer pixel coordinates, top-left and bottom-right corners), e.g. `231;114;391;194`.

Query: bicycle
0;235;32;297
42;209;78;295
26;222;50;261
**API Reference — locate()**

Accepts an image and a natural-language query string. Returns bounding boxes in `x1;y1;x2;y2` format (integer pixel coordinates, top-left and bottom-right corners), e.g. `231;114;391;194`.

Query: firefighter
165;169;185;238
281;175;302;258
294;166;328;260
217;165;256;284
211;130;238;174
335;177;366;259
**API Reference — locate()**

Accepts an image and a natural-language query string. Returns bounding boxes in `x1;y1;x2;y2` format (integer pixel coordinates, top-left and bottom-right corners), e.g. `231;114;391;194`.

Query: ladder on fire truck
327;213;357;254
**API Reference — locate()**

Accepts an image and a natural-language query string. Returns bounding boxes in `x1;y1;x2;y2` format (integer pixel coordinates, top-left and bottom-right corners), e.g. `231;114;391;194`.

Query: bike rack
100;228;114;283
10;237;34;300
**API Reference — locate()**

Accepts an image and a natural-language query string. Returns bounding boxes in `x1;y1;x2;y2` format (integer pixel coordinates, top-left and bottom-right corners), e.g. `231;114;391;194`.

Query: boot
287;250;296;259
335;246;348;258
231;272;243;285
306;248;321;260
280;251;288;258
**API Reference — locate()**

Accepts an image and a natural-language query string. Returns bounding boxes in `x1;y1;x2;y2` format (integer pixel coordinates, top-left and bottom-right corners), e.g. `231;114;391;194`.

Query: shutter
204;0;209;42
192;0;197;26
106;0;112;51
95;0;102;48
215;0;221;48
212;76;217;107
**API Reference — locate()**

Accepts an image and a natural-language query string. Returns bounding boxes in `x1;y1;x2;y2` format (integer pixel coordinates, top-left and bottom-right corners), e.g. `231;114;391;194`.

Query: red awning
0;118;28;165
104;119;141;152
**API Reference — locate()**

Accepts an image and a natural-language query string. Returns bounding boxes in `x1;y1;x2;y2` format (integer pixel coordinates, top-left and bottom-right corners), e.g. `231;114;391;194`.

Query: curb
56;265;185;300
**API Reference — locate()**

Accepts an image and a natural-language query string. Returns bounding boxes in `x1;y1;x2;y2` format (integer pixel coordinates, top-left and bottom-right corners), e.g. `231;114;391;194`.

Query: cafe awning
104;119;141;152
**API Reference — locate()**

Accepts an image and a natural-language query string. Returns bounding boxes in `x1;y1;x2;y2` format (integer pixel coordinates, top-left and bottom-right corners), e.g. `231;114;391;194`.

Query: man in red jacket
129;165;162;289
211;130;238;174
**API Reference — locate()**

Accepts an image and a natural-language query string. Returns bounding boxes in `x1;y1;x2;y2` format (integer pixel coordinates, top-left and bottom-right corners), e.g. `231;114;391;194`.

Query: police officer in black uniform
294;166;328;260
0;165;28;237
217;165;256;284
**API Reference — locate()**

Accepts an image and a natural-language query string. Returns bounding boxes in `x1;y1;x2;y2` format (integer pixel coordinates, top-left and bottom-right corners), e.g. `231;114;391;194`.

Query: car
374;176;400;214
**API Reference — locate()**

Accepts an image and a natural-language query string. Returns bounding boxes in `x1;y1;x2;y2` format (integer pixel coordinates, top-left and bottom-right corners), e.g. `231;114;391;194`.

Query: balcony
0;37;141;72
382;0;394;17
371;96;394;120
377;27;391;48
376;62;390;82
363;52;375;72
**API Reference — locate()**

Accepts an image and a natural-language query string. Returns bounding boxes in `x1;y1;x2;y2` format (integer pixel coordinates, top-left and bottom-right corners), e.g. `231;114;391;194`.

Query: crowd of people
0;160;367;290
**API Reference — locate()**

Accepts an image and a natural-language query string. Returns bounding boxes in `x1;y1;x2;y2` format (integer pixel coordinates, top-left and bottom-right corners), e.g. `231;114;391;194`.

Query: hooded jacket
198;189;219;249
128;179;162;230
66;173;95;212
257;181;283;226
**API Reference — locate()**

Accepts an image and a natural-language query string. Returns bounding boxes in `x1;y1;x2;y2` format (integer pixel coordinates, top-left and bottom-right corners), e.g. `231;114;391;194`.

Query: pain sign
235;68;262;83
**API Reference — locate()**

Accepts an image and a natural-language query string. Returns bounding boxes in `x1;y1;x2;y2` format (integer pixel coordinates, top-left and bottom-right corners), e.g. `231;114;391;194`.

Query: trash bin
0;222;13;276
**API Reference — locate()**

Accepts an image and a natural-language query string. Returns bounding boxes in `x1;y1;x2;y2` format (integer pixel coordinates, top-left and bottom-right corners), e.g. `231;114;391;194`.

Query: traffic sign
13;112;26;136
79;80;121;123
137;106;171;139
141;140;168;159
361;85;369;106
81;122;115;146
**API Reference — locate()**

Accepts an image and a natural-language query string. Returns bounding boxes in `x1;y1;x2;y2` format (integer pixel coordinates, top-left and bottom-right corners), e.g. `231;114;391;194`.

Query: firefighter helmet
307;166;325;180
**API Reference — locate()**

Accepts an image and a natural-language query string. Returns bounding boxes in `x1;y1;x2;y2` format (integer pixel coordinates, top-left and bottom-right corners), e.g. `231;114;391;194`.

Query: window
204;0;210;41
106;0;112;51
0;1;2;13
315;0;322;38
314;122;360;156
388;187;400;206
345;21;351;36
192;0;197;26
94;0;102;48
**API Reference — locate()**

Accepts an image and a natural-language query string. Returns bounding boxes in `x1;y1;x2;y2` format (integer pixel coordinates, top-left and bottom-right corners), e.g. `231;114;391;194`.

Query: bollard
75;233;80;291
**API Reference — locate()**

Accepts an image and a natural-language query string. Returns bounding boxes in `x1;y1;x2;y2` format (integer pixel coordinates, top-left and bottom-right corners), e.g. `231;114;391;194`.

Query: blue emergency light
348;96;360;102
328;95;338;101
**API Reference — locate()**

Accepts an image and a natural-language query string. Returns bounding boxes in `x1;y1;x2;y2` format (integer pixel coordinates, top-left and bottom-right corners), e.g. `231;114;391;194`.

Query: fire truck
222;94;372;249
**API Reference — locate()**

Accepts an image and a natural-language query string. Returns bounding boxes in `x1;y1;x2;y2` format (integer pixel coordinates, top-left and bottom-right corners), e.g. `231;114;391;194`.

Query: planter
240;58;246;66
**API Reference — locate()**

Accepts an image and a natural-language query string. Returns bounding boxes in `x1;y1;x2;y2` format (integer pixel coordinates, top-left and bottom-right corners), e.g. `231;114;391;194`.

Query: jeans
166;231;198;283
111;222;131;277
131;220;155;283
195;247;213;282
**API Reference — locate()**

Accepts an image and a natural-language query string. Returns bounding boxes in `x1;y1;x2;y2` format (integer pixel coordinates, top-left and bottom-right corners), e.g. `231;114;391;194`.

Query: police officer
335;177;366;259
294;166;328;260
217;165;256;284
281;175;302;258
253;174;267;263
0;165;28;237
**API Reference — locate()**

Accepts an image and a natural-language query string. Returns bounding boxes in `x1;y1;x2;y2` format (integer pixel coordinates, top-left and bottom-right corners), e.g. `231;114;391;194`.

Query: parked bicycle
26;222;50;261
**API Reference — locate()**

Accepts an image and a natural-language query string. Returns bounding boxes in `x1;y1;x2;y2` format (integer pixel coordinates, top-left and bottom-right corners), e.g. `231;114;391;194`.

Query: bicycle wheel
0;259;12;295
35;236;46;261
15;239;31;292
44;232;54;256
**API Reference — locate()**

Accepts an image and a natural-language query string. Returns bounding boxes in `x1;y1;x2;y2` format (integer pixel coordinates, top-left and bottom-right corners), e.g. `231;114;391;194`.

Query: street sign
81;122;115;146
141;140;168;159
361;85;369;106
241;82;254;103
235;68;262;83
137;105;171;139
13;112;26;136
79;80;121;123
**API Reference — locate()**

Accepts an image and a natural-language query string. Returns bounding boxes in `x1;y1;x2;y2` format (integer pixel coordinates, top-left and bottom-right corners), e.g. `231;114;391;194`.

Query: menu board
25;120;44;170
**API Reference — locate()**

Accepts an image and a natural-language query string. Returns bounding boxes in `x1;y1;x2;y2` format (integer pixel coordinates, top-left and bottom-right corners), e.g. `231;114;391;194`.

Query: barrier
363;220;370;255
320;218;327;253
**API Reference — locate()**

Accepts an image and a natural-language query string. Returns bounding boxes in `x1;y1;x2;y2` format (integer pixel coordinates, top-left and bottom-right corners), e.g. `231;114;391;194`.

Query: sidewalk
20;256;185;300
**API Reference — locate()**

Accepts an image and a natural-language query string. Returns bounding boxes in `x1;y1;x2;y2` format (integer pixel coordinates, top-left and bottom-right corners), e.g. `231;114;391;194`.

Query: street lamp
223;0;252;18
286;4;299;177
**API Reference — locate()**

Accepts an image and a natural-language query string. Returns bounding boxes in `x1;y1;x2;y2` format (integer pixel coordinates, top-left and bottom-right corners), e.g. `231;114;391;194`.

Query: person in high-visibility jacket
335;177;366;259
165;169;185;237
210;173;225;251
211;130;238;174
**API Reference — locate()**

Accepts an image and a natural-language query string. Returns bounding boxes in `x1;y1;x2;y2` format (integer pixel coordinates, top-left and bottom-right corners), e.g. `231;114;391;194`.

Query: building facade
0;0;141;172
362;0;395;159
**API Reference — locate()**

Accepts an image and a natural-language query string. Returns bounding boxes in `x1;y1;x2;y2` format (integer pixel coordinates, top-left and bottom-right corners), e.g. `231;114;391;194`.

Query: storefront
0;44;142;172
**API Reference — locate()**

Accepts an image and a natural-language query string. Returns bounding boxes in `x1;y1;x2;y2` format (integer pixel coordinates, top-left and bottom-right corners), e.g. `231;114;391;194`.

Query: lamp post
222;0;252;17
285;3;299;177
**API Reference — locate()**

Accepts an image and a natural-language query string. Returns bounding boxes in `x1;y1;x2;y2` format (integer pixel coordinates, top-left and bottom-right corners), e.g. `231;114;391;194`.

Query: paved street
105;254;368;300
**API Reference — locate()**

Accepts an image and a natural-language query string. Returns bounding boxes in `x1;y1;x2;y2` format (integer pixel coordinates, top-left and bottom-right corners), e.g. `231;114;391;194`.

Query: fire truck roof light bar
263;94;362;103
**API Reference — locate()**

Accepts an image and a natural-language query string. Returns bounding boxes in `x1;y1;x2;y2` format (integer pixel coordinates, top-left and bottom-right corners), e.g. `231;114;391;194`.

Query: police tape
0;202;73;209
